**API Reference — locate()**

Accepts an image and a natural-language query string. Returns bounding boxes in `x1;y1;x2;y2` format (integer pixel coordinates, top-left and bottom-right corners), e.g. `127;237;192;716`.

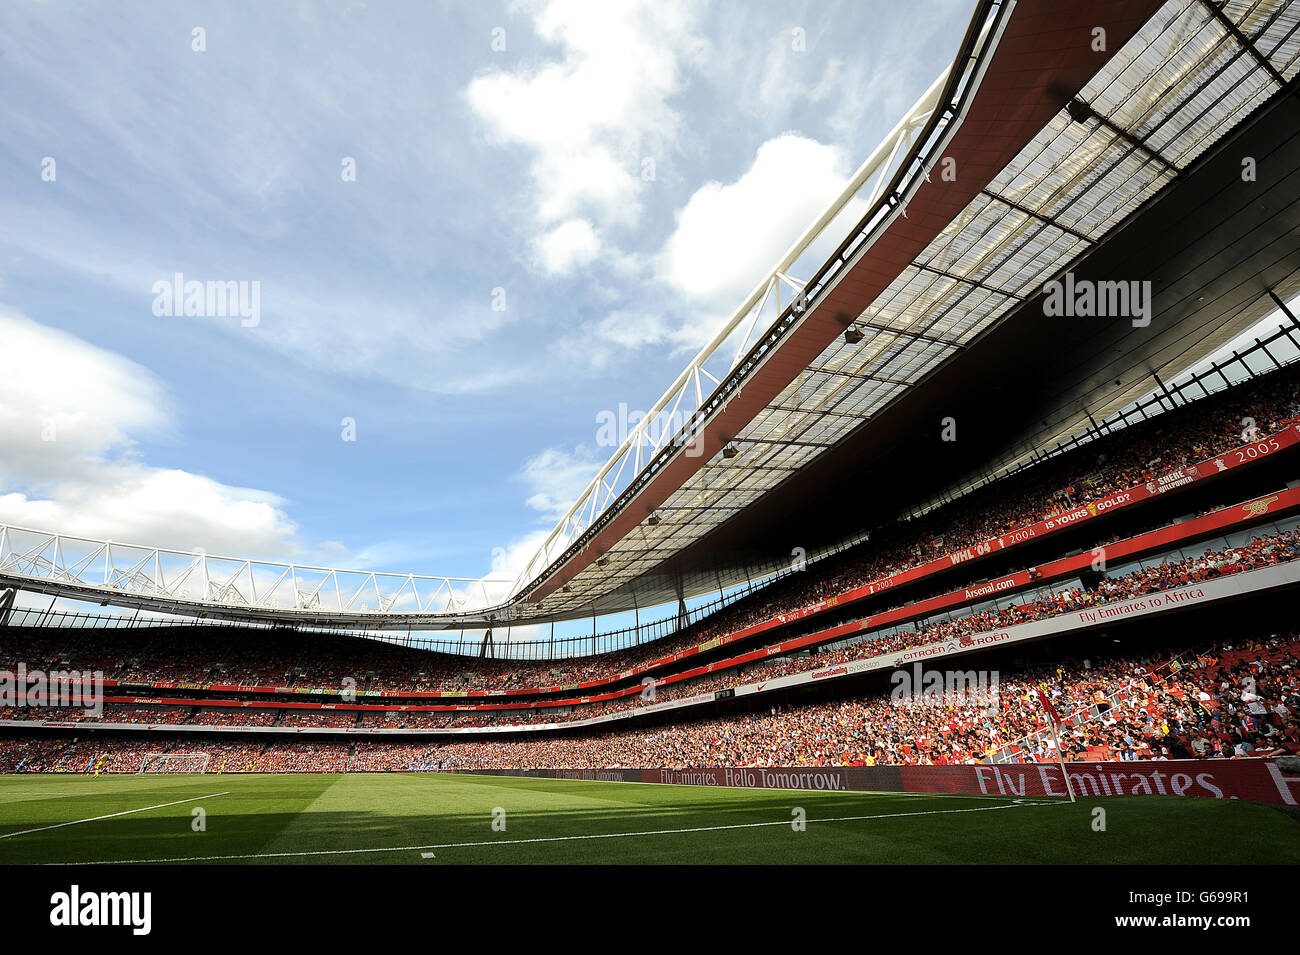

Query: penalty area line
0;792;230;841
49;798;1042;865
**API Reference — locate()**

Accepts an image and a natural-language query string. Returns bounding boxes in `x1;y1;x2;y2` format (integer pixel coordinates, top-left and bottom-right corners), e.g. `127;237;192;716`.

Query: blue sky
0;0;979;601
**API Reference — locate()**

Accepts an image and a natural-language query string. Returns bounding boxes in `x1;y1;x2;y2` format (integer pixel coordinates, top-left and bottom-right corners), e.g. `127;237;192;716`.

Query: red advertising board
904;759;1300;804
462;759;1300;805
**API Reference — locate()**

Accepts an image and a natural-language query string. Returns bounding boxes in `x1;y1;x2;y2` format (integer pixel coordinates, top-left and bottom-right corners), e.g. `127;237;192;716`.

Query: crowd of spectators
424;634;1300;769
2;633;1293;772
273;710;359;728
2;705;191;725
359;712;452;728
432;526;1300;727
254;742;351;773
188;708;278;726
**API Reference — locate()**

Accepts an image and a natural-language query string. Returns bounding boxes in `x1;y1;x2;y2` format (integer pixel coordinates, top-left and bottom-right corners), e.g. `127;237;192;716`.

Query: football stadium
2;0;1299;917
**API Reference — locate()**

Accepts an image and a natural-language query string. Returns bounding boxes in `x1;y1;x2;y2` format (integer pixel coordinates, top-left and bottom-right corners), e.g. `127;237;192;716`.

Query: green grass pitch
0;773;1296;865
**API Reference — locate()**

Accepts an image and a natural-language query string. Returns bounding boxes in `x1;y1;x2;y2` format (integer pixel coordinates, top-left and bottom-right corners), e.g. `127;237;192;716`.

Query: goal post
138;752;211;775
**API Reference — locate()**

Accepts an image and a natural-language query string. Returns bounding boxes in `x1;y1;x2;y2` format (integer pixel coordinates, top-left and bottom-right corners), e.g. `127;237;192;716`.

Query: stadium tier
2;520;1298;729
2;631;1296;772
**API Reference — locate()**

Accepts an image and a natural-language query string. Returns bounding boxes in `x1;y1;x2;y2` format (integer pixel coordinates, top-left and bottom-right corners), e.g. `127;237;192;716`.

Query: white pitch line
48;799;1046;865
0;792;229;841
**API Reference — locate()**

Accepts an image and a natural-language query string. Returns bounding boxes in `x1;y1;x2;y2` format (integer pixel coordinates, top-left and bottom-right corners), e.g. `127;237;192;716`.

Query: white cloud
519;443;604;520
0;308;167;481
548;136;865;365
545;134;867;368
0;307;302;558
590;310;673;350
534;218;602;276
656;133;857;347
759;49;843;113
451;441;606;613
551;309;677;368
467;0;706;260
488;527;553;580
0;471;293;559
445;529;546;612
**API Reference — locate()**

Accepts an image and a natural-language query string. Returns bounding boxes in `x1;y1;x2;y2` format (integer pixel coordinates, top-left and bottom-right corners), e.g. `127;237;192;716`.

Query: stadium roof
516;0;1300;616
3;0;1298;630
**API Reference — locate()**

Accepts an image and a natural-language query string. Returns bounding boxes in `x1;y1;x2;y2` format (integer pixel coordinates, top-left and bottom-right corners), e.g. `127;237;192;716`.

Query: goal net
138;752;211;774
